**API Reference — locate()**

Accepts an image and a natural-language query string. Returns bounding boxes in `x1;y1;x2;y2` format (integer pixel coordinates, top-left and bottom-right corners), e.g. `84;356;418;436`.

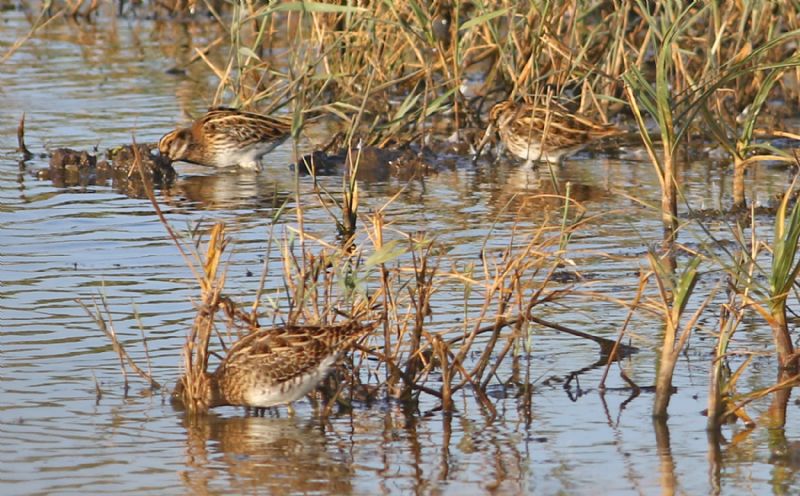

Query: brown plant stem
78;297;161;390
16;113;32;160
732;154;746;210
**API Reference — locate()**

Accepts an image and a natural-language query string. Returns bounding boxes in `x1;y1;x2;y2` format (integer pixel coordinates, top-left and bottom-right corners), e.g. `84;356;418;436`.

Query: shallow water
2;8;800;495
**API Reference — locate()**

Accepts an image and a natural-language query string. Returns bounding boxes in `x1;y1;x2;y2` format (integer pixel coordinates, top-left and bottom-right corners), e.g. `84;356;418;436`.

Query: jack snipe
158;107;292;171
175;320;377;410
485;100;622;164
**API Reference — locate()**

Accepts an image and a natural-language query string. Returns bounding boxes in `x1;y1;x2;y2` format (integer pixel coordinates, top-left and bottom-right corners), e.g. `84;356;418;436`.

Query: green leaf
771;181;800;304
255;1;367;17
274;1;366;13
405;0;429;31
741;144;793;160
740;68;784;145
424;88;455;117
393;91;421;121
672;256;701;322
365;240;407;267
699;105;736;157
459;7;510;31
238;46;261;61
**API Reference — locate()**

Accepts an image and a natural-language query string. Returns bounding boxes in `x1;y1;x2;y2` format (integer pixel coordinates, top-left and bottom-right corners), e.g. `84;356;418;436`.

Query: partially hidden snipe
158;107;292;171
175;320;378;411
487;100;622;164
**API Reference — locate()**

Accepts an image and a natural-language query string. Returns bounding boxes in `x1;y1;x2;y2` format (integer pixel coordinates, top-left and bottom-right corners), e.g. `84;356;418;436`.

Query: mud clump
102;144;177;197
36;144;176;197
48;148;97;170
106;144;175;182
295;145;435;182
38;148;99;187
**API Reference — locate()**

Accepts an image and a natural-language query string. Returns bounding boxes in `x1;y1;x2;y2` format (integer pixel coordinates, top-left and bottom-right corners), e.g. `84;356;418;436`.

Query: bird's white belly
243;355;337;407
511;142;544;162
218;137;289;170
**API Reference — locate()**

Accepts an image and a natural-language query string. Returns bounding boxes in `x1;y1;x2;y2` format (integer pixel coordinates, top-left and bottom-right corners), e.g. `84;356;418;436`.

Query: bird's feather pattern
158;107;293;169
209;321;378;407
490;100;621;163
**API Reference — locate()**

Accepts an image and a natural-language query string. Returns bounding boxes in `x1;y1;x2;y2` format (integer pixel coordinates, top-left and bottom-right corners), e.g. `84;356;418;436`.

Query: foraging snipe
176;321;377;410
486;100;622;164
158;107;292;171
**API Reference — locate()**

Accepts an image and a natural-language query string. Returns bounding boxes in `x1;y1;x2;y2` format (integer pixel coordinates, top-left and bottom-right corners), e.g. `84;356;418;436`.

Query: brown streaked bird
158;107;292;171
484;99;623;165
174;321;378;411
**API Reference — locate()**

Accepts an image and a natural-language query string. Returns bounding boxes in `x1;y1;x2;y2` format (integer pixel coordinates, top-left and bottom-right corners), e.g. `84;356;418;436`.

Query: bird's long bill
473;122;495;163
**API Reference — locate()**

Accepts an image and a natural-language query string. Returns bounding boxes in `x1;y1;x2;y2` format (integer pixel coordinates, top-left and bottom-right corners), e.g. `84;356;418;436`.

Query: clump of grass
174;222;230;412
706;288;755;430
645;250;716;419
748;179;800;371
169;182;620;415
349;189;626;413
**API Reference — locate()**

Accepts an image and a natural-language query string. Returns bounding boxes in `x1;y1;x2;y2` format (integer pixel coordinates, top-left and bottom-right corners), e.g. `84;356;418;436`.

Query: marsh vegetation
4;0;800;493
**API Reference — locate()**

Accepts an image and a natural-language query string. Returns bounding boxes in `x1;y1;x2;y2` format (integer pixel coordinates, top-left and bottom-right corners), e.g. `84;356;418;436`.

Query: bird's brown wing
200;109;292;144
217;323;374;384
511;104;620;148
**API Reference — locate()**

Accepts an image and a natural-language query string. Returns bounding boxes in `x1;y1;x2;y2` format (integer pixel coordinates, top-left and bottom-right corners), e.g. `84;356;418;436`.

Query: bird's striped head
489;101;515;126
158;128;192;163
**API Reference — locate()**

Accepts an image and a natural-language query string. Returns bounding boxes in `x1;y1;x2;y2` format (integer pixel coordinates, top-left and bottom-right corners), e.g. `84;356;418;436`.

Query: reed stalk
764;182;800;370
623;4;699;249
648;251;714;419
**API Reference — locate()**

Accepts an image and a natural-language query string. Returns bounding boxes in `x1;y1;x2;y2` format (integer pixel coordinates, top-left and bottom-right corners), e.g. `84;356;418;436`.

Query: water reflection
768;435;800;493
478;158;616;222
654;418;678;496
175;405;534;494
368;407;528;494
763;375;800;494
707;428;724;495
180;414;353;495
22;155;293;211
164;170;290;211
